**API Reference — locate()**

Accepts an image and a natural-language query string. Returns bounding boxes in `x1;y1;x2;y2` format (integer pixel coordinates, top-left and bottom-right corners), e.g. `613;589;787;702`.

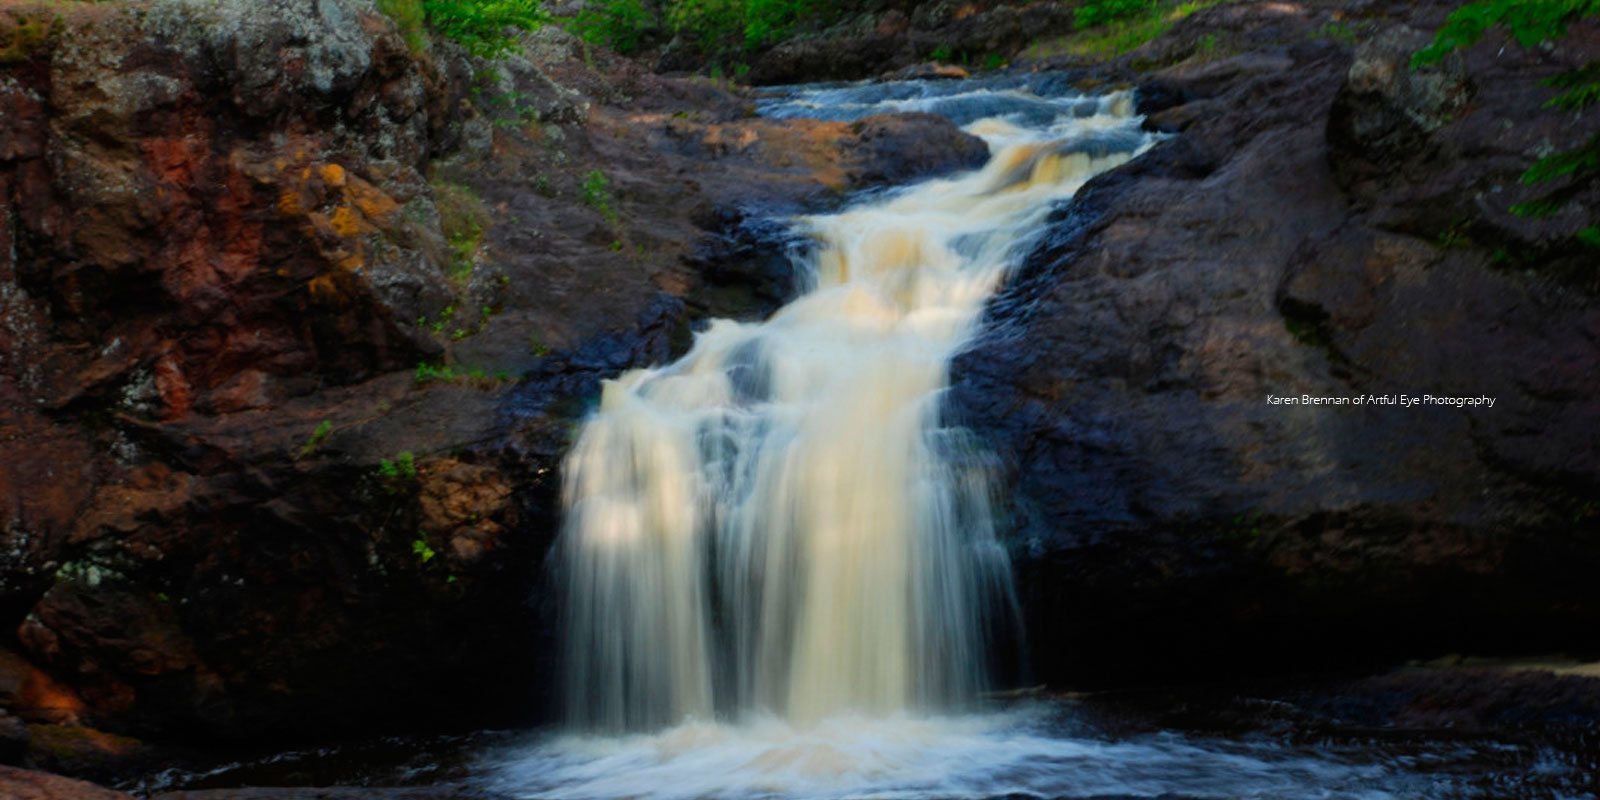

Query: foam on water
482;703;1445;800
556;78;1155;735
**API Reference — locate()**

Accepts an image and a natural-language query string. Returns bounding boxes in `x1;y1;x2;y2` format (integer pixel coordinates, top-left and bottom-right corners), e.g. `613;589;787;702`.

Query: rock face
952;0;1600;687
0;765;132;800
0;0;986;761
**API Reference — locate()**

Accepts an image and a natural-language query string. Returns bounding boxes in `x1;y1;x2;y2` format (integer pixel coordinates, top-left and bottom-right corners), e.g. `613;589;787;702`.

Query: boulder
950;0;1600;687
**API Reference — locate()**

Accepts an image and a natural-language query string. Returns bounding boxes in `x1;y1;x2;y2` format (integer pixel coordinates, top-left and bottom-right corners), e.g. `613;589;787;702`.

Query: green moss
1028;0;1221;61
376;0;428;53
529;333;552;357
431;180;490;283
0;11;61;65
414;361;515;387
1313;21;1360;45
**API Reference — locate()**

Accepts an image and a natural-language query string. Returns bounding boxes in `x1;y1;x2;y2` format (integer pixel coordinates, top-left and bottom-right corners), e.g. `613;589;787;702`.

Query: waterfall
556;79;1154;733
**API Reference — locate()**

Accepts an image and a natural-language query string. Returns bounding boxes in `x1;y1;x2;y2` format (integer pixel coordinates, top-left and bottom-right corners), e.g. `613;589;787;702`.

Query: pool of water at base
125;695;1599;800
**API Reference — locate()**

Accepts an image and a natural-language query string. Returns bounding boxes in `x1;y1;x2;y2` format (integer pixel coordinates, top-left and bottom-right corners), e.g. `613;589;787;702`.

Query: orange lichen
349;178;399;221
307;273;342;304
320;163;347;187
277;189;305;216
328;205;367;237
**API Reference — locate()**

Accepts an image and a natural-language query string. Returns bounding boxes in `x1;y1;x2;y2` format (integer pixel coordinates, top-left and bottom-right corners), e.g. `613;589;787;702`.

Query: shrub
662;0;830;64
425;0;547;56
375;0;546;57
1075;0;1157;28
570;0;653;54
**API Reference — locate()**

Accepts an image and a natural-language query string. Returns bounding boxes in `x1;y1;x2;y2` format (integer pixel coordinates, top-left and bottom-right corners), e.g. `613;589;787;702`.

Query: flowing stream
555;77;1149;735
123;77;1600;800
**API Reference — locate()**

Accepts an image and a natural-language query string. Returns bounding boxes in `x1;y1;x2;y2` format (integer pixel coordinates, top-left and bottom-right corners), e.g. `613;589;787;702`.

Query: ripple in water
479;703;1499;800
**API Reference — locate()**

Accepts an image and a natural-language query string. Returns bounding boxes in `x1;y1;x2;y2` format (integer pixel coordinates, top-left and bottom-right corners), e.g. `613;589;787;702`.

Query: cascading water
467;77;1600;800
558;78;1150;734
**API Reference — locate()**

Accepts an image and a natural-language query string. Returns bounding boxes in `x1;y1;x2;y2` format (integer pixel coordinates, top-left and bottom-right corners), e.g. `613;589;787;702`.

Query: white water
543;80;1158;795
484;704;1432;800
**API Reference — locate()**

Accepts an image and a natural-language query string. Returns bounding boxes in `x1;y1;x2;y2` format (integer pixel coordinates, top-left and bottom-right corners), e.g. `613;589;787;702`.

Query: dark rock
0;711;26;765
951;0;1600;688
23;724;148;783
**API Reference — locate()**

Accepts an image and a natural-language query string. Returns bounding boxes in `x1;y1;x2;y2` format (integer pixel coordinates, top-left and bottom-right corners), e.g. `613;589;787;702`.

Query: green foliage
418;304;457;334
564;0;836;68
678;0;832;64
1412;0;1600;68
570;0;653;54
929;44;953;62
412;537;437;564
374;0;546;57
423;0;548;57
1414;1;1600;250
299;420;334;458
1520;135;1600;185
415;362;459;385
740;0;817;48
1545;63;1600;111
581;169;619;224
378;451;418;481
1076;0;1157;28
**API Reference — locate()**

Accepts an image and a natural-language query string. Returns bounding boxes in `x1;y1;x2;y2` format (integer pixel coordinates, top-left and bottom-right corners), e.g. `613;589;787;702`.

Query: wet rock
0;765;132;800
23;724;148;782
1;0;997;752
0;649;86;726
153;788;477;800
883;62;971;81
951;0;1600;688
